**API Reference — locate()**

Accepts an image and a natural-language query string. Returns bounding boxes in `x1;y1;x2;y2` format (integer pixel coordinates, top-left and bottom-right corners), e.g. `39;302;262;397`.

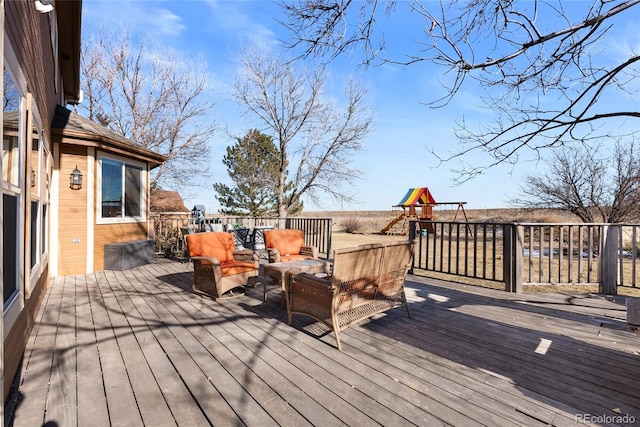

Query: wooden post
627;298;640;336
515;225;524;293
503;224;511;292
599;225;619;295
627;298;640;334
503;224;523;293
408;221;416;274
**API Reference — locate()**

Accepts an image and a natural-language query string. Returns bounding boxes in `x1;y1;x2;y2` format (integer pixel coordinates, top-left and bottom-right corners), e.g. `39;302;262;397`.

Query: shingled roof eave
52;128;167;168
52;105;168;169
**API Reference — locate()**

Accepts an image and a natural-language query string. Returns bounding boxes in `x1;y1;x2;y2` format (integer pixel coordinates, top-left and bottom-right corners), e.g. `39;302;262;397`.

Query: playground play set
381;187;469;235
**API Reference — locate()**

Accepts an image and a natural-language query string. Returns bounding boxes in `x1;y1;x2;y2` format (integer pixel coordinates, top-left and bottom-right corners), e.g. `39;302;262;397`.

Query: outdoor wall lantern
34;0;54;13
69;165;83;190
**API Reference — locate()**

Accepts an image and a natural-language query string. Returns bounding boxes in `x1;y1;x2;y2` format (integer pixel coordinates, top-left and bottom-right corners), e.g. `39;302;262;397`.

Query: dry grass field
299;207;579;236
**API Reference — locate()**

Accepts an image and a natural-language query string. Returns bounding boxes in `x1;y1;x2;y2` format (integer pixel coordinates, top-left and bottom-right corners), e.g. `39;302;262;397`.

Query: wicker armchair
263;229;318;263
286;241;415;350
185;232;259;299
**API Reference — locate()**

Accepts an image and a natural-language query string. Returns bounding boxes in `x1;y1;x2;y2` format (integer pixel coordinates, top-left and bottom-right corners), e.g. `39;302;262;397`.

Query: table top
263;259;330;273
264;259;329;270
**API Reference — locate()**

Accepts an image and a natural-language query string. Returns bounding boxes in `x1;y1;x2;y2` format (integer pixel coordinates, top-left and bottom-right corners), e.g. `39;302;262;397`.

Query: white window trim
2;42;26;337
29;199;41;279
41;146;51;264
28;100;52;283
2;44;25;195
86;148;94;273
96;151;147;224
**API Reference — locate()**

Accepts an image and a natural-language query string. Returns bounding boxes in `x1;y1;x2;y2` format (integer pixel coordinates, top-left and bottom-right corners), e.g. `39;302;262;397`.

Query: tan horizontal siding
58;261;87;278
94;223;149;271
58;147;88;275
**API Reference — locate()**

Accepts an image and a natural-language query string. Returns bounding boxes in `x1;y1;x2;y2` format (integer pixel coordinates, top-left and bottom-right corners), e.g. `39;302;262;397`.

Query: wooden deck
5;258;640;426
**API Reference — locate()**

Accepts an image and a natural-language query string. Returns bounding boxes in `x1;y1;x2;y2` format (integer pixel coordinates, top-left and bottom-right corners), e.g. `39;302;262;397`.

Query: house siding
5;1;59;139
57;144;151;274
57;145;88;276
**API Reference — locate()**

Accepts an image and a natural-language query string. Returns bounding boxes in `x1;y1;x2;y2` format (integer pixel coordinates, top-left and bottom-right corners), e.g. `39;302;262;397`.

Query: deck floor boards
14;274;61;427
46;275;78;425
6;258;640;426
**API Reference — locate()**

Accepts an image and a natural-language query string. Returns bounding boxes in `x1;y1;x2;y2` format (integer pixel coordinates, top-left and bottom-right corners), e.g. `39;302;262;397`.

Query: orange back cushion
264;229;305;255
186;232;235;262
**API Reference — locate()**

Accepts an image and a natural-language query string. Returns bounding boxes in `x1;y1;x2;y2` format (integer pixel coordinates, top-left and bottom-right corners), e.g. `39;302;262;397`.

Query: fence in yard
150;214;333;259
409;220;640;294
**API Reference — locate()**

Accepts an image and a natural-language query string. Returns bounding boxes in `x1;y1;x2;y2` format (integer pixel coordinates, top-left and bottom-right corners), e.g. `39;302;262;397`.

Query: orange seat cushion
186;232;235;262
220;261;257;277
264;229;305;255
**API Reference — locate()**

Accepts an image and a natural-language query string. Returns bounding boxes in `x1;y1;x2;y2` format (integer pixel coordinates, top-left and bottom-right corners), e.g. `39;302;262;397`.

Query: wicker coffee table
262;259;331;304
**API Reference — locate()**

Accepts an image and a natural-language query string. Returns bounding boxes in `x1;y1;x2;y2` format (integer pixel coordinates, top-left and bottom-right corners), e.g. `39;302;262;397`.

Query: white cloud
152;8;187;37
83;1;186;38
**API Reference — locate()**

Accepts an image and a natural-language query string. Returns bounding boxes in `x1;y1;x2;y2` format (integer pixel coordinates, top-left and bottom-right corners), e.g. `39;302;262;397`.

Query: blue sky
80;0;637;213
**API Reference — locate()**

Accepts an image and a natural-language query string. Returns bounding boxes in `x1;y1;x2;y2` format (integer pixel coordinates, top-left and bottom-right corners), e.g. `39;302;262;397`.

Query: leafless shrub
342;218;362;234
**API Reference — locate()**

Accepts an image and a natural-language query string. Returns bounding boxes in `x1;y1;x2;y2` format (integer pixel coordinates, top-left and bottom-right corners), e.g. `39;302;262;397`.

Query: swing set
381;187;469;236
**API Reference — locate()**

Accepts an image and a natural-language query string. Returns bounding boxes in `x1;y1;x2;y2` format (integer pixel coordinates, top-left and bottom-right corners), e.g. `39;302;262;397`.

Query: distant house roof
51;105;167;168
150;190;189;213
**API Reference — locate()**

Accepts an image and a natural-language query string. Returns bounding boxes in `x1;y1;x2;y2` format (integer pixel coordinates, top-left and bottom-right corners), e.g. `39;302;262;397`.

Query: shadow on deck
5;258;640;426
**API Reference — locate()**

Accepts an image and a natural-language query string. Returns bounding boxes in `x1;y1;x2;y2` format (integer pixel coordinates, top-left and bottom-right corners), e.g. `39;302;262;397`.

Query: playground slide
381;213;405;234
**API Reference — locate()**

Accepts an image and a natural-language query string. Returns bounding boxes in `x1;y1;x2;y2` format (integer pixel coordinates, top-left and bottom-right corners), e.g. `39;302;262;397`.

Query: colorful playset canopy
395;187;437;207
383;187;468;235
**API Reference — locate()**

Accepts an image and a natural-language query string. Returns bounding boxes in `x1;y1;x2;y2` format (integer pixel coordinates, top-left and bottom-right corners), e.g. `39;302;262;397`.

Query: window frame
96;152;147;224
41;150;50;259
29;117;41;274
28;111;50;279
2;52;26;330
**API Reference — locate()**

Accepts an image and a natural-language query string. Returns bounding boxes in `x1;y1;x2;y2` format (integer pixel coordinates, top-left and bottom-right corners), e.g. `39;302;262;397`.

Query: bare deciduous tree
80;29;215;189
513;141;640;223
281;0;640;179
233;45;372;217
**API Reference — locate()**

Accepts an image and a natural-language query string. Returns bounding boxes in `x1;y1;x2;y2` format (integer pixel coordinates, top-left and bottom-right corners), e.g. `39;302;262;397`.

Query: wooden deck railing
150;214;639;294
149;214;333;259
409;220;640;294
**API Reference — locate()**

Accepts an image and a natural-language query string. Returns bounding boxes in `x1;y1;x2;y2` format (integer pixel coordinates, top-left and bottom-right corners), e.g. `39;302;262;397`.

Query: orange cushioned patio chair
263;229;318;263
186;232;259;299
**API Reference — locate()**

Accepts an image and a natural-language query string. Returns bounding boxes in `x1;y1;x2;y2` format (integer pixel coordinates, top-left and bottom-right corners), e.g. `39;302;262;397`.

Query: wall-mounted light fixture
34;0;54;13
69;165;83;190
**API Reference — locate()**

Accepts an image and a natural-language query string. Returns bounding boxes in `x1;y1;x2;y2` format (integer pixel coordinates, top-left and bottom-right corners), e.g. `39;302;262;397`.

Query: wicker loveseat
286;240;415;350
263;229;318;263
185;232;259;299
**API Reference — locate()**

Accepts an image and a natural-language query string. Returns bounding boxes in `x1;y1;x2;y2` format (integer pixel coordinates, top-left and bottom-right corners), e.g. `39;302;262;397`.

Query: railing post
503;224;523;293
408;220;416;274
327;219;332;259
148;218;156;240
516;225;524;293
503;224;512;292
599;225;619;295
